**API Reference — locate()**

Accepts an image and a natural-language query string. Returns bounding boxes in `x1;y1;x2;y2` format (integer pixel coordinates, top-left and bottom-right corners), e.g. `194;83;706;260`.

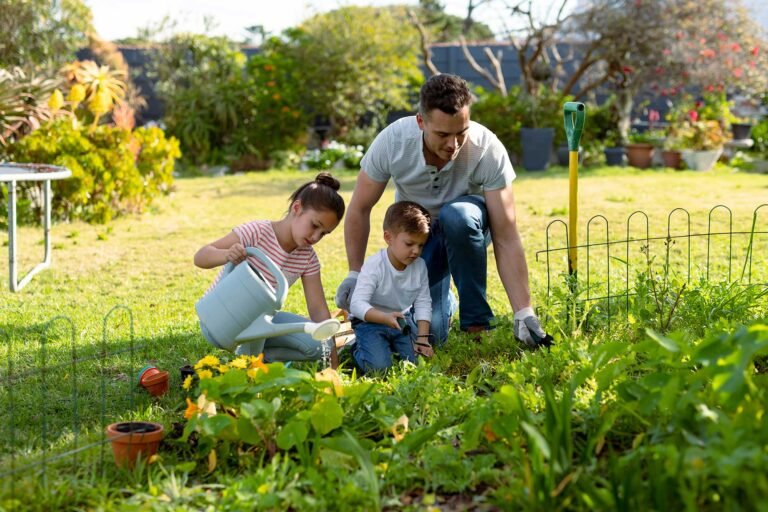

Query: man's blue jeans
422;195;493;344
353;317;417;374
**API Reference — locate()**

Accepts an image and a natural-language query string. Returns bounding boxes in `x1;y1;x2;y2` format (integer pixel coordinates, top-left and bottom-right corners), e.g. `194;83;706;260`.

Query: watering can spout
235;317;341;344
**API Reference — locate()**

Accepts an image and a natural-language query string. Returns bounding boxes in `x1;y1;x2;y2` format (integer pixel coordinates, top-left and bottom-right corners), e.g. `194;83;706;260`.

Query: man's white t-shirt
360;116;516;217
349;249;432;323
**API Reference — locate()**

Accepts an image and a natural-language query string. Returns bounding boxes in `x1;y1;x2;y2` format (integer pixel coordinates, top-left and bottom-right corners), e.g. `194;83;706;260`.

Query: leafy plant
0;67;62;150
7;118;180;222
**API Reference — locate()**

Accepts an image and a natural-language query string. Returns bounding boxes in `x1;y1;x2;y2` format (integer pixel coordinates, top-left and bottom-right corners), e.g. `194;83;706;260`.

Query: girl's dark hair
289;172;345;220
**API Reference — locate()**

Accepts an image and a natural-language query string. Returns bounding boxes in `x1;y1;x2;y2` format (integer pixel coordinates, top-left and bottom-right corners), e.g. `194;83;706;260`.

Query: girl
194;172;345;368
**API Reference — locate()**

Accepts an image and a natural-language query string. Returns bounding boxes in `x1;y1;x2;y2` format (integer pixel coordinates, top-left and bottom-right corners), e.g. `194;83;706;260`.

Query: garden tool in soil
195;247;341;351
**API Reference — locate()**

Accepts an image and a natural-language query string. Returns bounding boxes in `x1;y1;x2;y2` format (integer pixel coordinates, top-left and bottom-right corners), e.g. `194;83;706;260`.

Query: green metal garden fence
536;203;768;332
0;306;147;507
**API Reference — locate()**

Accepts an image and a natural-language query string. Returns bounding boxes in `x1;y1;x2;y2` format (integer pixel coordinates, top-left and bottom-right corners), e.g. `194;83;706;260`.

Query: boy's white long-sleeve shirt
350;249;432;323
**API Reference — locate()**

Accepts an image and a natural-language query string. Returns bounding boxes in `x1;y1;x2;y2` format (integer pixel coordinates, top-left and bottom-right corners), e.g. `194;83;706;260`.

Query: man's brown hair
383;201;431;235
418;73;473;116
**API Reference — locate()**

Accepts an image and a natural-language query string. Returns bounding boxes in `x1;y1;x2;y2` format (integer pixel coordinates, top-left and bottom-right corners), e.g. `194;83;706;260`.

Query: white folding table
0;163;72;291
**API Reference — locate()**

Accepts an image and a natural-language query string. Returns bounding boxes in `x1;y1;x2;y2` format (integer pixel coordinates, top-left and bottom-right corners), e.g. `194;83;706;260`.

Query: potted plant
660;127;683;170
518;85;564;171
603;129;625;166
106;421;165;468
626;129;662;169
729;115;754;140
677;118;729;171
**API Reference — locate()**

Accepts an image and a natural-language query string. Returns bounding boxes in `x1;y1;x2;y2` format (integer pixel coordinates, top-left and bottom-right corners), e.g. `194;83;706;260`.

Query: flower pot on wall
604;147;625;166
106;421;164;468
661;150;682;170
520;127;554;171
681;148;723;171
626;143;655;169
731;123;752;140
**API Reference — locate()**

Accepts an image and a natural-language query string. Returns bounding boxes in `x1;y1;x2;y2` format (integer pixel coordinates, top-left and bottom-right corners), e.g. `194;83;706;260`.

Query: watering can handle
563;102;586;151
221;247;288;308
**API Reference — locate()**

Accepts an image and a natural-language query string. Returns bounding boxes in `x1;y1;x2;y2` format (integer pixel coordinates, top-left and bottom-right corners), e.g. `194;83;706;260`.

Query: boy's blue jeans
422;195;493;344
353;314;417;374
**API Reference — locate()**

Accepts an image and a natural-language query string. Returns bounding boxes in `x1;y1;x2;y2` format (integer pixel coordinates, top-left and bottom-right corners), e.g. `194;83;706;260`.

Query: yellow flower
67;84;86;104
195;355;220;369
247;368;258;379
217;364;229;373
257;484;269;494
315;368;344;396
249;354;269;374
389;414;408;442
229;357;248;369
184;397;198;419
182;375;193;390
197;369;213;380
48;89;64;111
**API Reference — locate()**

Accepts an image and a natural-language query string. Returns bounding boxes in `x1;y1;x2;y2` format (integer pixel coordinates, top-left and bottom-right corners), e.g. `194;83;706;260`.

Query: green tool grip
563;102;586;151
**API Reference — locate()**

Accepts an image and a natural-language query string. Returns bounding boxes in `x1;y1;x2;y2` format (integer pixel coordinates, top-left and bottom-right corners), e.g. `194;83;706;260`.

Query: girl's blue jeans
422;194;493;344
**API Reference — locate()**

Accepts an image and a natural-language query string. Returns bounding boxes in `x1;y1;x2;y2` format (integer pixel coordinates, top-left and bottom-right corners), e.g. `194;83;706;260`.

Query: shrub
472;85;569;160
7;118;180;223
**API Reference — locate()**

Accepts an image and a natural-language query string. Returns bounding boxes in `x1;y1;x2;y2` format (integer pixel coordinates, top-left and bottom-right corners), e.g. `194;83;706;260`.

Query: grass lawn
1;163;767;510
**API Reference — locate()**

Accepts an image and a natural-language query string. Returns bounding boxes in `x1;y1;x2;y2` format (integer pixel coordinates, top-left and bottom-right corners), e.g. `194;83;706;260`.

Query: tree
275;6;424;142
0;0;94;70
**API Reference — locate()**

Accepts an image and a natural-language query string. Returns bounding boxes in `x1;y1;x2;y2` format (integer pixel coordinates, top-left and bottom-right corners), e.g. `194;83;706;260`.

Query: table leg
8;180;17;291
7;180;54;292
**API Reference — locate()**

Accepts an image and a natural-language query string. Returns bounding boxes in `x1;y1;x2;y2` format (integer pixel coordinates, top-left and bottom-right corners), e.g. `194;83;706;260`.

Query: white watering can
195;247;341;352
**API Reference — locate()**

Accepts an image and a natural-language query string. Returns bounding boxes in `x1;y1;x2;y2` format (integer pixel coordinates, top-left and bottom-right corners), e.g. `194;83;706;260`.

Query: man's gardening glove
334;271;359;312
513;307;554;349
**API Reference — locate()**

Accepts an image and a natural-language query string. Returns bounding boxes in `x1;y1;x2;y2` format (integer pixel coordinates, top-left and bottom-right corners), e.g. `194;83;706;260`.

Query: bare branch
459;35;507;95
407;8;440;77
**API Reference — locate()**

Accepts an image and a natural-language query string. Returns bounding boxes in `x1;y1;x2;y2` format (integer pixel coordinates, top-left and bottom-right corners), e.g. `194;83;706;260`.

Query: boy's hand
414;338;434;358
384;312;404;330
227;243;247;265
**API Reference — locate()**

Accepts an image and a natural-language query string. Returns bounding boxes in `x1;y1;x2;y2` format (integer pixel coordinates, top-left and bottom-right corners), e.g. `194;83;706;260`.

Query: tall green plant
276;6;423;142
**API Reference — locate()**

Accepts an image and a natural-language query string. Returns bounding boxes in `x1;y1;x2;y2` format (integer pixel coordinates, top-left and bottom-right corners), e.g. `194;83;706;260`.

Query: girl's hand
227;243;247;265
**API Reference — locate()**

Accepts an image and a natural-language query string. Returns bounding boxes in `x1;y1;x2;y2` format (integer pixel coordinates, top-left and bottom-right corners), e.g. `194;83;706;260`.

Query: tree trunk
615;87;635;145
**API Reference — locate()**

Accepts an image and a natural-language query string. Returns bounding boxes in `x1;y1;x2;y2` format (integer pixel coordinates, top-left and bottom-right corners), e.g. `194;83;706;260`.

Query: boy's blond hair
383;201;431;235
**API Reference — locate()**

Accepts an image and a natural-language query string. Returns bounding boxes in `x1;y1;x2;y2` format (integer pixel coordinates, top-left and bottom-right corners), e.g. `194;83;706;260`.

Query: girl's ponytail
289;172;345;220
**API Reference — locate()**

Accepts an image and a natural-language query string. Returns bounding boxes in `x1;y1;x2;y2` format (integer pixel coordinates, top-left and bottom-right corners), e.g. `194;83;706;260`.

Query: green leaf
237;416;263;445
277;420;309;450
201;414;236;439
310;396;344;435
521;421;551;460
646;329;680;352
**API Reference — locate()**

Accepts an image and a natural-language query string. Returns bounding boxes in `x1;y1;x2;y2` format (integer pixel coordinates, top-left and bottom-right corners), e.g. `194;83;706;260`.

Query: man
335;73;550;348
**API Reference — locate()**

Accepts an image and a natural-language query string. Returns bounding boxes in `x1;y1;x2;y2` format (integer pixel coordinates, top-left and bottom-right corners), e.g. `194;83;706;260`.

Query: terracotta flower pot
138;365;169;397
106;421;164;468
661;150;682;170
626;143;655;169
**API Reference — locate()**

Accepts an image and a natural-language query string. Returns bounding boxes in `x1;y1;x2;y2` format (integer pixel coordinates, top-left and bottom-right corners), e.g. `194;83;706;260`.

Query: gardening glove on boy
334;271;359;312
514;307;553;348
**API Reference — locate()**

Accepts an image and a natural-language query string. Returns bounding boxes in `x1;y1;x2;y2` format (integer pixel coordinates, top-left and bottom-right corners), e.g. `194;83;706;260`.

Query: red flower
731;43;742;52
700;49;716;58
751;46;760;56
733;67;743;78
688;110;699;122
622;65;633;74
706;85;715;92
648;109;660;123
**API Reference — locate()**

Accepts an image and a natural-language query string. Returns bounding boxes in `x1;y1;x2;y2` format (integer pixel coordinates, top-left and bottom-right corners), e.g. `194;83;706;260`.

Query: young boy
349;201;434;374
